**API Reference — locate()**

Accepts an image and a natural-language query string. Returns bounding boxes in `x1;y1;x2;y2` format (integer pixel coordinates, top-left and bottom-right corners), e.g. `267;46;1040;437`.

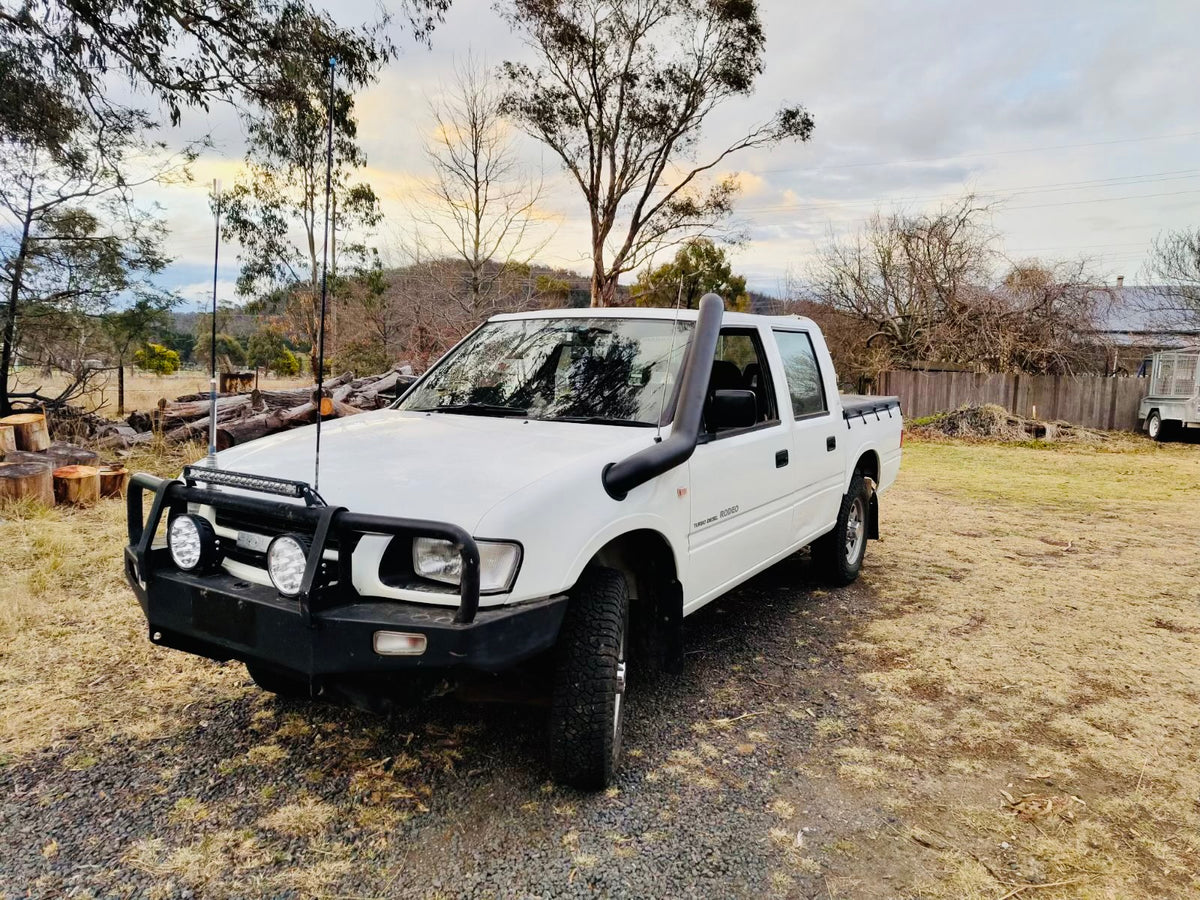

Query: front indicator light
412;537;521;593
373;631;427;656
168;514;218;572
267;533;310;597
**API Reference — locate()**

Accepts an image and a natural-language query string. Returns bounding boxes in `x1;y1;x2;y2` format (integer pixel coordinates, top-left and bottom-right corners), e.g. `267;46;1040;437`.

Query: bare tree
964;260;1113;374
808;196;995;365
804;197;1112;376
498;0;813;306
417;53;549;317
1141;227;1200;328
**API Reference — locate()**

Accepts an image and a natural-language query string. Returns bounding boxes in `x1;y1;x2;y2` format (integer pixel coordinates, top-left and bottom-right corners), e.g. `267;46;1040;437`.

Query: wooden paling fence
875;370;1149;431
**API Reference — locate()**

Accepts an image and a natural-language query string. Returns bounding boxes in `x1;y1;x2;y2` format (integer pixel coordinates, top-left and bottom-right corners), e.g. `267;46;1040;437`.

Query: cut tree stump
0;424;15;457
98;464;130;498
53;465;101;506
0;412;51;451
0;461;54;504
2;451;52;466
46;442;100;468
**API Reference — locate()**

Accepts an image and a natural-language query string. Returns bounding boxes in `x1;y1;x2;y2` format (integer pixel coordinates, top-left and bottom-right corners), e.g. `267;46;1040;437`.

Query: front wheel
814;474;870;586
548;566;629;790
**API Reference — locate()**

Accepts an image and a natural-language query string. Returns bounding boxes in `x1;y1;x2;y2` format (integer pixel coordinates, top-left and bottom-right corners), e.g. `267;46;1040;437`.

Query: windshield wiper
415;403;529;418
541;415;656;427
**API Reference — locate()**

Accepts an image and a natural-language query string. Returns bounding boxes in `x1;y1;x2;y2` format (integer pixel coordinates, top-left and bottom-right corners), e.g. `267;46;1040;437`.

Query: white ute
125;294;902;788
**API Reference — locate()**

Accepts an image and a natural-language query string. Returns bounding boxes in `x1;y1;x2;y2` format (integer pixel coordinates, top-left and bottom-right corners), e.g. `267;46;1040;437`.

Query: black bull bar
126;470;482;625
124;471;569;677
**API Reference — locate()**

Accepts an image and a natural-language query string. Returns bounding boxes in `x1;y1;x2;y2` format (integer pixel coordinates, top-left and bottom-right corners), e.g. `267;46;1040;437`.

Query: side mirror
709;389;757;431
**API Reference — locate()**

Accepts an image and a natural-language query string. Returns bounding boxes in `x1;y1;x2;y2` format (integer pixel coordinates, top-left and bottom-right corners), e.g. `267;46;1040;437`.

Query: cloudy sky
150;0;1200;309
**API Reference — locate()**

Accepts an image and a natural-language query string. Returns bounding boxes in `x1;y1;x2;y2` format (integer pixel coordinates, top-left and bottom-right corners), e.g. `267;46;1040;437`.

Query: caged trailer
1139;350;1200;441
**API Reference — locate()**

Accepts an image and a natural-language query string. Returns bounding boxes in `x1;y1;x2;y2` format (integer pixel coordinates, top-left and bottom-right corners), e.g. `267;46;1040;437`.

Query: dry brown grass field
0;435;1197;897
8;368;311;416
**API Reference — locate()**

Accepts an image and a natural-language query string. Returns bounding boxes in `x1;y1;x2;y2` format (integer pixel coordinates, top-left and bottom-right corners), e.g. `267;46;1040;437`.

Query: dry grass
10;368;309;417
832;435;1200;898
0;440;250;759
3;429;1199;897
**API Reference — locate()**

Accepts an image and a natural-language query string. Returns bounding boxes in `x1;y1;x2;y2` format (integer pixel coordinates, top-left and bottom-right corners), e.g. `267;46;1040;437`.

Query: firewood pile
108;368;417;451
0;411;128;505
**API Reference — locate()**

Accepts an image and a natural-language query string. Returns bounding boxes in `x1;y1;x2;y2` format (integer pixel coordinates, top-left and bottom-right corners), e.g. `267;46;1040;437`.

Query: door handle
775;449;789;467
826;435;837;451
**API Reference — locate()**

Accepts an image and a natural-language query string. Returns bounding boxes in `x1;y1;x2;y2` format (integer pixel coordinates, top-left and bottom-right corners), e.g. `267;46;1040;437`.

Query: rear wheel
549;566;629;790
814;474;870;586
246;663;311;699
1147;411;1164;441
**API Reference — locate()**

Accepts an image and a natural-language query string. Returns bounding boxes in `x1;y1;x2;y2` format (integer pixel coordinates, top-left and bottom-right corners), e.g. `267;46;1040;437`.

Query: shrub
133;343;181;376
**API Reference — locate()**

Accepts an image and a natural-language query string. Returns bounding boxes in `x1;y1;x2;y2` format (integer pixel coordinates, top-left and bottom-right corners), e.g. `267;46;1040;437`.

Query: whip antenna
314;57;336;490
207;179;221;467
654;275;688;443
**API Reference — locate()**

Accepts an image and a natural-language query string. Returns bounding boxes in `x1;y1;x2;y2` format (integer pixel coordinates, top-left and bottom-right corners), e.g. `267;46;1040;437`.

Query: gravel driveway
0;553;893;899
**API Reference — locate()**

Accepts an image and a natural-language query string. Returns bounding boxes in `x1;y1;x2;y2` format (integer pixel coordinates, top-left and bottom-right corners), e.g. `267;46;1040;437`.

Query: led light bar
182;466;326;506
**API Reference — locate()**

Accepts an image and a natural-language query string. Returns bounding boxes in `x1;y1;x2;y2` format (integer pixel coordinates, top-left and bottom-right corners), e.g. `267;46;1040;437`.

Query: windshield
398;316;694;426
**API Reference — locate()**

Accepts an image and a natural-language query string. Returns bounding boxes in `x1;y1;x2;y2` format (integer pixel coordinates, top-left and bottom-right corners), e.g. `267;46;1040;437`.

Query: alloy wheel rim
613;631;627;750
846;497;865;564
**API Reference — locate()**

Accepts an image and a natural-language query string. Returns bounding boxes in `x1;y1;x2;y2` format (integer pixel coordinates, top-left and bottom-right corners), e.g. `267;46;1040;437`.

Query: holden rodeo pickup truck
125;294;902;788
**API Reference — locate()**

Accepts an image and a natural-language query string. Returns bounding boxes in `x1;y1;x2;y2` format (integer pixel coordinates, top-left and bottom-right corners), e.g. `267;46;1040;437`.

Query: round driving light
267;534;310;597
168;514;217;571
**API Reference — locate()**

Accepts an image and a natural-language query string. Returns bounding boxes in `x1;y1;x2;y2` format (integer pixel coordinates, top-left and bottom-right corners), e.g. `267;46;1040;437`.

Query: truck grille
214;510;340;567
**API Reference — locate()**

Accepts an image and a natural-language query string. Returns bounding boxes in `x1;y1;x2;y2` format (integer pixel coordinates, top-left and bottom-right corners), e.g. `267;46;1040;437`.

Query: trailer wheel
1146;411;1163;441
246;663;311;700
814;474;870;586
549;566;629;790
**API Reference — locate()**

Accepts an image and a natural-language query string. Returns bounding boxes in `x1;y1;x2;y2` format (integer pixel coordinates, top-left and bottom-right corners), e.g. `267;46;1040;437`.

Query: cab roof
490;305;819;331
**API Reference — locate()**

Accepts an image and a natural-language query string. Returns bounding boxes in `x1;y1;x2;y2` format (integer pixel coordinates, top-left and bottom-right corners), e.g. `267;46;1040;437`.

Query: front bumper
125;472;567;676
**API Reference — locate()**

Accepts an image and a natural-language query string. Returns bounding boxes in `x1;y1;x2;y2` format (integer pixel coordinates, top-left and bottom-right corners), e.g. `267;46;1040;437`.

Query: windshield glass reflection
399;317;695;426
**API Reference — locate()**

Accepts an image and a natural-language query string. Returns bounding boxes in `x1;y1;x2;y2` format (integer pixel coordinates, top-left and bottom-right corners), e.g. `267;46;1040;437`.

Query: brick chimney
1116;275;1125;288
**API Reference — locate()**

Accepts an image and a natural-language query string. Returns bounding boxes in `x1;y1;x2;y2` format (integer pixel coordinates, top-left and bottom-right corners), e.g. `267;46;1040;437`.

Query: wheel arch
853;448;880;482
590;528;678;604
583;527;684;674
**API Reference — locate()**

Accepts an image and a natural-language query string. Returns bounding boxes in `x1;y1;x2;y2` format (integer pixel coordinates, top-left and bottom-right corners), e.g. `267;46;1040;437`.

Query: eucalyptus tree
498;0;813;305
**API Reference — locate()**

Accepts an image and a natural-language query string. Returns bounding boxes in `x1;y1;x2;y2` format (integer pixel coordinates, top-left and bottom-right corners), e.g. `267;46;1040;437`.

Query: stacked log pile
105;368;417;451
0;367;415;504
0;411;127;505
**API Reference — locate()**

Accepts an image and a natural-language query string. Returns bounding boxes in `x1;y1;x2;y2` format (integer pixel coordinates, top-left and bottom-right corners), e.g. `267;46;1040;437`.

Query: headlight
412;537;521;594
168;514;218;572
267;534;310;597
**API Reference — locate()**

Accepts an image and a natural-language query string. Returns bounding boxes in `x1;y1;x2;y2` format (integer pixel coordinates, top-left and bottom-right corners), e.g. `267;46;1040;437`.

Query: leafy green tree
247;326;300;376
633;240;750;311
499;0;813;306
156;328;196;363
222;41;388;375
194;331;247;369
101;294;175;414
133;342;180;375
0;124;179;415
0;0;447;162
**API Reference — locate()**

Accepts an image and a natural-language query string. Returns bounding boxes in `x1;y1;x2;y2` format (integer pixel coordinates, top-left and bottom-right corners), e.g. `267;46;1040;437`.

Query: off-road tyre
814;474;870;586
549;566;629;790
246;663;311;700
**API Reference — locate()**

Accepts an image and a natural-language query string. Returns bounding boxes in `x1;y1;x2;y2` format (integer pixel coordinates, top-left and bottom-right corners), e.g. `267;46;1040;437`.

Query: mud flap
659;579;684;674
864;476;880;540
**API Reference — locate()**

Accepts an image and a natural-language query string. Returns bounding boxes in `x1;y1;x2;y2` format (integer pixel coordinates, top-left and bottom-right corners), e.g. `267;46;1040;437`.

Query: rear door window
773;330;828;418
